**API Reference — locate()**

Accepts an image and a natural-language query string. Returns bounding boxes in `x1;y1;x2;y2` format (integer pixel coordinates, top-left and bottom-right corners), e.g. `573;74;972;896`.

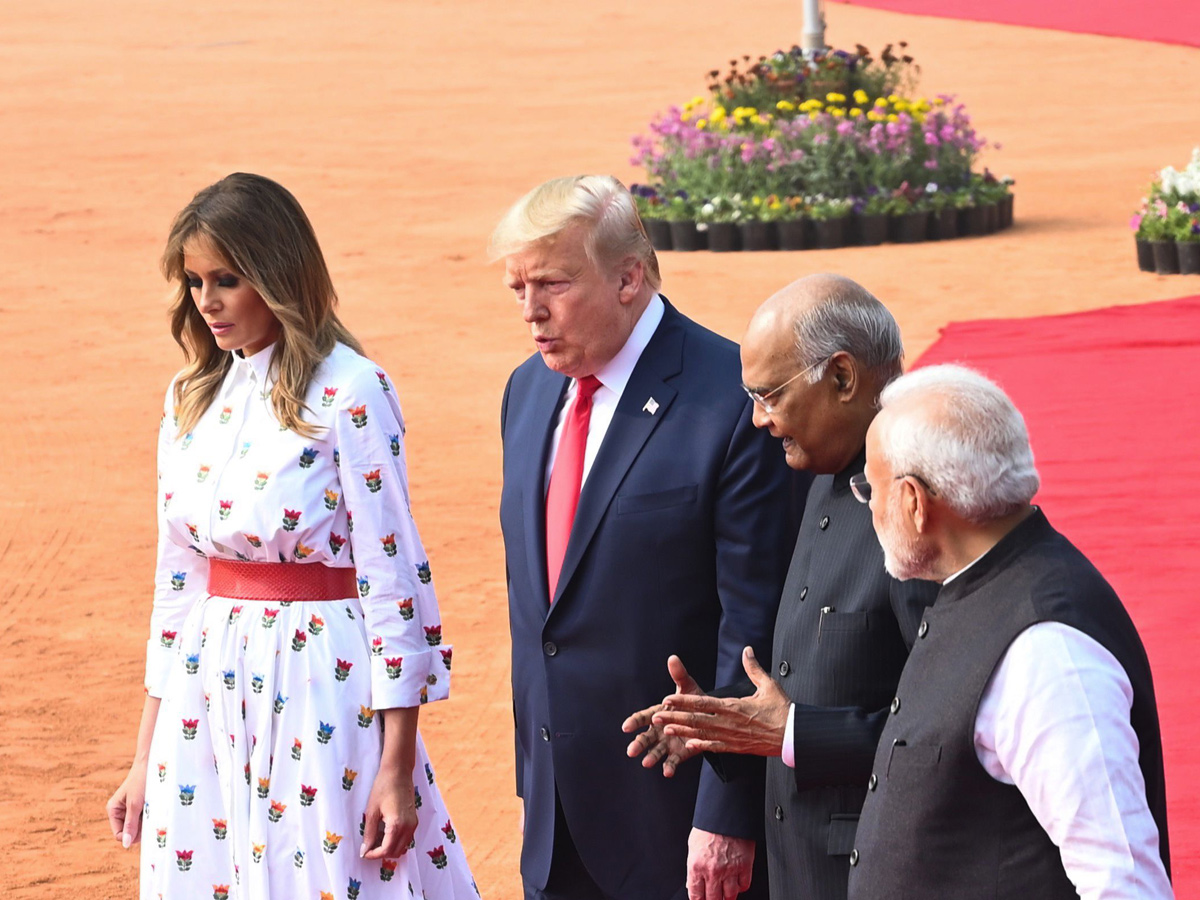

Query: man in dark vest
847;363;1172;898
623;275;939;899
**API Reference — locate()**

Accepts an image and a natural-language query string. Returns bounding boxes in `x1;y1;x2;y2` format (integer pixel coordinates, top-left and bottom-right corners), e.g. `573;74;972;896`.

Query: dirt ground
1;1;1196;897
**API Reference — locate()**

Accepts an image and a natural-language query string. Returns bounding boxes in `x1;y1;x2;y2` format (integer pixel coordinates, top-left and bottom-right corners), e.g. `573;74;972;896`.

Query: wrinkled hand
361;763;419;860
622;655;706;777
687;827;755;900
654;647;789;757
106;765;148;849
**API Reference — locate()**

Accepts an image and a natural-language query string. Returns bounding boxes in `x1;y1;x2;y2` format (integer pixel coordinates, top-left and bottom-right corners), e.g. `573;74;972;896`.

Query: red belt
207;559;358;602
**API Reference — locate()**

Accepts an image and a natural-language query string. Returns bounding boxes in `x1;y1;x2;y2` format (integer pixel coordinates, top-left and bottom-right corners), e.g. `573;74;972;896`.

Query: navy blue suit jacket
500;300;804;898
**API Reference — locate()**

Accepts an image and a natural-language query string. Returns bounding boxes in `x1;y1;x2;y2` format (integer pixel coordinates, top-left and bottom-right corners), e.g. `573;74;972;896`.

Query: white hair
878;364;1040;523
793;277;904;385
487;174;662;291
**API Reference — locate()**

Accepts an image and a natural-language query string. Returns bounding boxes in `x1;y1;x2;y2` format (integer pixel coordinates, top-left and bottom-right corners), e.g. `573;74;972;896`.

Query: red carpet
835;0;1200;47
914;295;1200;892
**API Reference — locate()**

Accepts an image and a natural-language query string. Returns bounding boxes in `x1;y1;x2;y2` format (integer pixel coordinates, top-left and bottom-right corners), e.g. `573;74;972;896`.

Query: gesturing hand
360;763;419;860
622;655;706;777
654;647;790;758
687;827;755;900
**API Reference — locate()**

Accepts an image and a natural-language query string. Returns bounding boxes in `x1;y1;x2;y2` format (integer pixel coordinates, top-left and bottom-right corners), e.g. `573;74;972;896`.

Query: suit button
774;805;784;821
850;849;859;866
868;774;877;791
819;515;830;530
918;620;929;638
540;727;550;741
778;661;790;677
890;697;900;714
543;641;558;657
799;586;808;601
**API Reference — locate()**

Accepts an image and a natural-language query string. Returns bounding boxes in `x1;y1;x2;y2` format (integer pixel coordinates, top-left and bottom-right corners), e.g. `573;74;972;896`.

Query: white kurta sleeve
334;365;451;710
144;384;211;698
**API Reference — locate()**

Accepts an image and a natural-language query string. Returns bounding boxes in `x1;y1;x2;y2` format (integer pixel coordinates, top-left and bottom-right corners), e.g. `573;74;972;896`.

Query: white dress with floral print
140;342;477;900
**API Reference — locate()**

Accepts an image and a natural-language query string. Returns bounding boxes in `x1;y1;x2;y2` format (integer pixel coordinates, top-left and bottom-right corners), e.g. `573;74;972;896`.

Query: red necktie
545;375;602;602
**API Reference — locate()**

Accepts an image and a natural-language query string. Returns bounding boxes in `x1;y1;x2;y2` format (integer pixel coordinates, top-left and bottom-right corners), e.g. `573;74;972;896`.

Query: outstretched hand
622;655;706;777
653;647;790;758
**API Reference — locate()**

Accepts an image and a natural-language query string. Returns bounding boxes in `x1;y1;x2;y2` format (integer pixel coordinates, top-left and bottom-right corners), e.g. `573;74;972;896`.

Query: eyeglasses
849;471;938;504
742;356;829;413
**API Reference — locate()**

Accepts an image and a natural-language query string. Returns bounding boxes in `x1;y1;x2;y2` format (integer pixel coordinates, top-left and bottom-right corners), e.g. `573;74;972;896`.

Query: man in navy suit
492;175;803;900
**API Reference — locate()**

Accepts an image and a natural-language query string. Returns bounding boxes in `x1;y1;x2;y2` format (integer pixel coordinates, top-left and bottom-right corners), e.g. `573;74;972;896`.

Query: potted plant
926;187;958;240
1176;213;1200;275
740;195;782;251
997;175;1015;229
852;193;889;246
777;196;810;250
697;195;743;252
885;183;929;244
1139;199;1178;274
808;196;853;248
663;191;702;252
1130;204;1155;272
954;186;986;237
632;184;673;251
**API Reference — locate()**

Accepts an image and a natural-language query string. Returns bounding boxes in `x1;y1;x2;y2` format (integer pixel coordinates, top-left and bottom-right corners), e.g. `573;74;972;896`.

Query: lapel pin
643;397;660;416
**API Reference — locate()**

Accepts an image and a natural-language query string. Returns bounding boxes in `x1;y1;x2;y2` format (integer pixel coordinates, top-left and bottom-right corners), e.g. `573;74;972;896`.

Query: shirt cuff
144;639;177;699
782;703;796;768
368;645;452;710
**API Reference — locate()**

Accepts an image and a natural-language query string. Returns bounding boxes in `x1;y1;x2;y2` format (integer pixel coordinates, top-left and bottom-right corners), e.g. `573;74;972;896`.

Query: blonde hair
488;175;662;291
162;173;364;438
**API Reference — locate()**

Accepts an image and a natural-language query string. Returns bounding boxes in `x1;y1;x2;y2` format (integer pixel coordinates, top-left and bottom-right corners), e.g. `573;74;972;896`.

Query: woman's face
183;237;280;357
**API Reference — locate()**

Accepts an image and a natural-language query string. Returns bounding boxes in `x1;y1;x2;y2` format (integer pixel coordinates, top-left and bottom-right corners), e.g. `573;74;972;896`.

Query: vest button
890;696;901;714
799;586;808;601
918;620;929;638
778;661;790;677
868;773;877;791
774;805;784;821
849;849;859;867
819;515;830;530
540;726;550;741
543;641;558;657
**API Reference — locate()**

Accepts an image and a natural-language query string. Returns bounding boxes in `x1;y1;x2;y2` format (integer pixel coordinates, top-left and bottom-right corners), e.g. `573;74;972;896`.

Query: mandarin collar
832;446;868;492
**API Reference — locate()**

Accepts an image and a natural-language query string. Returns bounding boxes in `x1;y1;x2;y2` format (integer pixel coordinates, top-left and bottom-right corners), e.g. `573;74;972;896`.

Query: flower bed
1131;149;1200;275
630;44;1013;251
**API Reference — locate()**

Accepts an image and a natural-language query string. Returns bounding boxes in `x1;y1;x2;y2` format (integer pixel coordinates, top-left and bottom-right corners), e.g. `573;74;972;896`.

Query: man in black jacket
625;274;939;900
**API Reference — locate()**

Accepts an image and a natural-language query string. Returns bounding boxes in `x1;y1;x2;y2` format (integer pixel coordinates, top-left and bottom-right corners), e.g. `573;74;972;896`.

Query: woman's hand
106;764;148;848
360;762;419;859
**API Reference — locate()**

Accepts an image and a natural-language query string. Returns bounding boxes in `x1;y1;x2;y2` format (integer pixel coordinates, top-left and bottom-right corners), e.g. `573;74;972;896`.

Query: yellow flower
799;99;824;112
887;93;900;104
853;89;869;105
751;114;769;126
768;199;783;211
867;110;885;122
808;111;819;120
893;100;909;113
933;97;946;106
826;92;846;103
874;97;889;107
849;108;863;118
776;100;796;112
829;107;846;118
711;106;727;122
681;110;692;122
886;113;899;123
696;118;708;129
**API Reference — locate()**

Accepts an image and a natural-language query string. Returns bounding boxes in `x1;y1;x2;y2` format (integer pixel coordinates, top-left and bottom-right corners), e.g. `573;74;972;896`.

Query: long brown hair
162;173;364;437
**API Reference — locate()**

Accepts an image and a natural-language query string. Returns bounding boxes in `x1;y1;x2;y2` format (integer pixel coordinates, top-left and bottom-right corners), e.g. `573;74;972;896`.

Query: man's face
740;328;843;473
865;418;936;580
503;225;630;379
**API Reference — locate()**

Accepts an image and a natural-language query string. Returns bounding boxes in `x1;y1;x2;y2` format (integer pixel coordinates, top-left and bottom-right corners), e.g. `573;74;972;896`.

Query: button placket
206;369;257;545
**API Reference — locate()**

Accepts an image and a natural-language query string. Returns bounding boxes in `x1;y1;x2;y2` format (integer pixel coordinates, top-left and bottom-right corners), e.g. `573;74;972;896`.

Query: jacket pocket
886;740;942;779
818;611;869;634
827;813;859;856
616;484;698;515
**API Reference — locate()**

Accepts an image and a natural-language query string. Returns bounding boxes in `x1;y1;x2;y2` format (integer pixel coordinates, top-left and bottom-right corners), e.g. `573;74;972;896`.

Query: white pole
801;0;826;53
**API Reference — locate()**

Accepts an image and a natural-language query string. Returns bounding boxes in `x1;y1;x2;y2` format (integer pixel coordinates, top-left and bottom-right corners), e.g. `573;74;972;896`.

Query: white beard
878;504;937;581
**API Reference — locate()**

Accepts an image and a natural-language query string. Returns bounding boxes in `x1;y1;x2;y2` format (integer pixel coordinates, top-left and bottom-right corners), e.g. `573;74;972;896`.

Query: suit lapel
549;305;685;607
519;366;569;609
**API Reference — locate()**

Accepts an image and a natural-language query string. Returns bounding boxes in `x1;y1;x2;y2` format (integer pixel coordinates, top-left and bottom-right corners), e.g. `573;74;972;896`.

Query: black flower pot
1177;242;1200;275
707;222;741;253
1135;239;1155;272
960;206;988;237
930;208;959;241
1151;240;1179;274
999;194;1014;229
984;203;999;233
646;219;673;252
778;219;808;251
740;220;777;251
668;221;701;252
812;217;848;249
889;211;929;244
853;213;888;246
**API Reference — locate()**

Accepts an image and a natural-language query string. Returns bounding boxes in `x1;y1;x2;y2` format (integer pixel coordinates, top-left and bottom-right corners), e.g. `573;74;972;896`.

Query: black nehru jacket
714;452;939;900
848;509;1170;899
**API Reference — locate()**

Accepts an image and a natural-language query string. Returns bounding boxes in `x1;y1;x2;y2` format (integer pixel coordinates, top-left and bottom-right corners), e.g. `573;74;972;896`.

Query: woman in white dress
106;173;478;899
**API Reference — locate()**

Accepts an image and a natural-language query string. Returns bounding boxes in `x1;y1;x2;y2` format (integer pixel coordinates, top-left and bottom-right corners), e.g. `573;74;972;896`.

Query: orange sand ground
2;1;1197;897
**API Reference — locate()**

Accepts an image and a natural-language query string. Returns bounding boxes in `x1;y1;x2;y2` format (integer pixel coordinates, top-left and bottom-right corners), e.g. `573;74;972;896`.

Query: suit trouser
524;792;610;900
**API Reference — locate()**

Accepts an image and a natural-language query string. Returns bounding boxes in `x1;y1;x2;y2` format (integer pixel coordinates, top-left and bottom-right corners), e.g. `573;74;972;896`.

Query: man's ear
617;257;644;305
909;479;932;534
828;351;859;401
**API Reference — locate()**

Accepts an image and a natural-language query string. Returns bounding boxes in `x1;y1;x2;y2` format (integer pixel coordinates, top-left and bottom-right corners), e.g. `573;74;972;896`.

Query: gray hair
794;279;905;385
487;175;662;291
877;364;1040;523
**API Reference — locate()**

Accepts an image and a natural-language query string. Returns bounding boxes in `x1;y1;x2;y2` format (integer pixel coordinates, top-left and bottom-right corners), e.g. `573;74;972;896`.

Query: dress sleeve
334;365;451;710
144;382;210;698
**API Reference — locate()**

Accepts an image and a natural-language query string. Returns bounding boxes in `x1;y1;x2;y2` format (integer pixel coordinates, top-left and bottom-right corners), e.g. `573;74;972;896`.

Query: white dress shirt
543;294;665;491
784;553;1173;899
